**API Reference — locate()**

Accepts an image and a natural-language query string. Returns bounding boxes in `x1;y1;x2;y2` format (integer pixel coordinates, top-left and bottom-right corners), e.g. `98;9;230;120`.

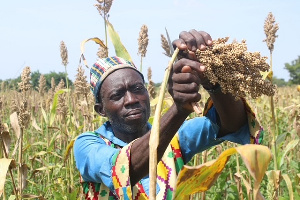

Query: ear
94;103;106;116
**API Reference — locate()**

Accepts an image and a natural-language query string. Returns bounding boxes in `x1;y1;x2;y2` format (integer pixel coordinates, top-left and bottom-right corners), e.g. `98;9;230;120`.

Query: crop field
1;1;300;200
0;77;299;199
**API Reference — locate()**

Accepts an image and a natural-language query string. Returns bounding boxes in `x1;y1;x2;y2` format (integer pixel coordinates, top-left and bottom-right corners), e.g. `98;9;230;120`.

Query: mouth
125;109;144;119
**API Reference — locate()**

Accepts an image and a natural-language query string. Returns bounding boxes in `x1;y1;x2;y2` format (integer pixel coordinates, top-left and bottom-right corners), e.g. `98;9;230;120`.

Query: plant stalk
269;52;278;171
140;55;143;73
103;0;108;47
149;48;179;200
18;128;23;198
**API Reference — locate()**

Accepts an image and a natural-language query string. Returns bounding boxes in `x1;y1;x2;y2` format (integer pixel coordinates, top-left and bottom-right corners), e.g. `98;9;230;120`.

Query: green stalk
18;128;23;198
269;52;278;171
149;48;179;200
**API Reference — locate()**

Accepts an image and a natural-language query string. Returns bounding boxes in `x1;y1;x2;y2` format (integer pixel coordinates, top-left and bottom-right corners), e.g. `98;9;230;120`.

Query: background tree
285;56;300;84
0;71;73;92
272;76;287;87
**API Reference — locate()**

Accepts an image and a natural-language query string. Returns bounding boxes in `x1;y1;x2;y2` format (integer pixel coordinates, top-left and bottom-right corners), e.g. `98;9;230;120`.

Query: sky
1;0;299;83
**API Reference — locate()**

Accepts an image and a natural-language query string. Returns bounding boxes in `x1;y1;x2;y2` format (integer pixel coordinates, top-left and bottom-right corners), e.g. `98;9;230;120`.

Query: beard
105;104;150;136
109;118;148;135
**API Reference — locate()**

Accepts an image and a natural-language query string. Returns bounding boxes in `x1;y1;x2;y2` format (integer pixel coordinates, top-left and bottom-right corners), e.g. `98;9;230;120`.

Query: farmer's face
99;68;150;133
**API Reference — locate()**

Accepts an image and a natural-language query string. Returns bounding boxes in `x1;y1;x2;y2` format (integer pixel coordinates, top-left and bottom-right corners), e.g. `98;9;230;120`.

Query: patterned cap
90;56;144;103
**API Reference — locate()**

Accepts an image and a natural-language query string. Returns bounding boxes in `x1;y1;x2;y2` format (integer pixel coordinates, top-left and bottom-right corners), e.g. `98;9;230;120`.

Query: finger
181;65;192;73
179;31;197;52
197;64;207;80
198;31;213;46
171;82;200;93
173;58;203;75
178;50;197;60
189;29;206;50
187;50;197;60
195;64;214;87
173;58;198;73
172;91;201;103
172;73;200;85
172;39;187;51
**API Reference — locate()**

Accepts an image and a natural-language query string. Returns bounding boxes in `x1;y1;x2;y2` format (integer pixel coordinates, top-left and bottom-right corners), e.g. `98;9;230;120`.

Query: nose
124;91;139;106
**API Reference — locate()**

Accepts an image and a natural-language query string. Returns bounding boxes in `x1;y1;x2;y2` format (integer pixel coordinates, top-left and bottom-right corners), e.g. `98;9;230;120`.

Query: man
74;30;261;199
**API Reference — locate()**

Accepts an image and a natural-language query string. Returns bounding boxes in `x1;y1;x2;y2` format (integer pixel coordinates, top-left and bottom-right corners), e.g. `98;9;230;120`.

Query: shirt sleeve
74;132;120;191
74;132;136;199
178;105;250;164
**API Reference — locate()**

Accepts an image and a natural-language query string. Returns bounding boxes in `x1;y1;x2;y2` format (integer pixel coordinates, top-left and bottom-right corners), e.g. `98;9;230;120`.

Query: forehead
100;68;144;93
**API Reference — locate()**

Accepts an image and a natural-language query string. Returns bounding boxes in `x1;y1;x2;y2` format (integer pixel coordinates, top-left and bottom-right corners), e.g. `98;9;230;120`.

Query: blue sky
1;0;299;83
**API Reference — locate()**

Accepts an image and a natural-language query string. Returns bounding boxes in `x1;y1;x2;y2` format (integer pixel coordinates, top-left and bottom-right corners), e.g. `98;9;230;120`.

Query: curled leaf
174;144;271;199
0;158;16;198
80;37;107;68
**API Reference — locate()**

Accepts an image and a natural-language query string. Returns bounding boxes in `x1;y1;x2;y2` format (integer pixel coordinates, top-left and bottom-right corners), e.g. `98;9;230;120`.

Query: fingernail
200;44;206;50
180;44;187;49
199;65;206;71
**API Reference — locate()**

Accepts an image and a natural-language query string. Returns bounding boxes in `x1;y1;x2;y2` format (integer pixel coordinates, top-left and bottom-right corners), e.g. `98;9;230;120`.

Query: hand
172;30;213;60
168;58;206;113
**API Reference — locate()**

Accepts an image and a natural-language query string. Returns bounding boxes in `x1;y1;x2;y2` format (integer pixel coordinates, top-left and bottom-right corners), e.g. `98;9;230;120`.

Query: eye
132;84;146;93
110;91;124;101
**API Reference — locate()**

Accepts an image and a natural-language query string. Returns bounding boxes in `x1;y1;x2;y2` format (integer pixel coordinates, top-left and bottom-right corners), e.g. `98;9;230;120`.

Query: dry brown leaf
10;112;20;139
174;144;271;199
1;123;11;156
20;163;28;190
0;158;16;198
234;172;244;200
80;37;107;68
266;170;281;190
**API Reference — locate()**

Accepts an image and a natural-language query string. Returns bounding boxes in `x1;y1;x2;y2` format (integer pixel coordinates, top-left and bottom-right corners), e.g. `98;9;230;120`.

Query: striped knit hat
90;56;144;103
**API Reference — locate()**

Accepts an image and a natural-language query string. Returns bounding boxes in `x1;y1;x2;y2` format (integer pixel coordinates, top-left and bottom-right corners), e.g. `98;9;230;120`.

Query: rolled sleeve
178;116;221;163
178;105;251;163
74;132;120;191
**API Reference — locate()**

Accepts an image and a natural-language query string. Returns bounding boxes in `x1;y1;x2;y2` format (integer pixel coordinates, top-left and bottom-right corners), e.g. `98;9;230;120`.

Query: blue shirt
74;106;250;194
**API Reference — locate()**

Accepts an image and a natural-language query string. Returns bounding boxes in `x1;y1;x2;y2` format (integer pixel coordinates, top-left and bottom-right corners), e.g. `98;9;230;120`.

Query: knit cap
90;56;144;103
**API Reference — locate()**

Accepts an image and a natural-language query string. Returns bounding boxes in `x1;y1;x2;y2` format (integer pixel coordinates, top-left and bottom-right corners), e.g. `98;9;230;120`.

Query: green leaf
279;139;299;167
67;190;78;200
148;116;153;125
53;191;64;199
275;132;287;147
8;195;16;200
31;142;47;147
261;70;273;81
106;20;132;61
281;174;294;200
